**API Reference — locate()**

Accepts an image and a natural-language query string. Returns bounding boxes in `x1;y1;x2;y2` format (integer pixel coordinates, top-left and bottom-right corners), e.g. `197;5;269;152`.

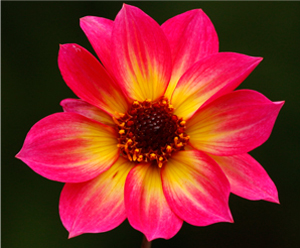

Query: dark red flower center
114;97;189;168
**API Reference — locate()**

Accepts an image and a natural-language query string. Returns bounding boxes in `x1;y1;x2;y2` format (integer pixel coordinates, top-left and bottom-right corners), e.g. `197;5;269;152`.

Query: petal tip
59;43;80;53
228;214;234;224
256;56;263;64
59;99;67;107
275;100;285;107
68;231;80;239
265;194;280;204
15;151;21;159
59;98;74;108
249;56;263;67
79;16;94;25
144;234;154;242
79;16;94;30
122;3;130;11
68;227;84;239
79;17;86;26
248;55;263;66
15;148;26;160
224;208;234;223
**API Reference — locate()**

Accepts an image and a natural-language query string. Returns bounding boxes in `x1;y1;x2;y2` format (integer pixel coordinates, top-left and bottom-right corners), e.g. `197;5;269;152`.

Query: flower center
114;97;189;168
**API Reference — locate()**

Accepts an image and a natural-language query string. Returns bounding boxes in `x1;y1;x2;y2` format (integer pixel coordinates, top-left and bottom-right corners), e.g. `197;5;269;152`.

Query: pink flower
16;4;284;241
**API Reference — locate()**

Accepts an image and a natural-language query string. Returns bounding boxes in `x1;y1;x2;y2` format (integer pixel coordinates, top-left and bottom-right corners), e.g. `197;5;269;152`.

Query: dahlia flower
16;4;284;241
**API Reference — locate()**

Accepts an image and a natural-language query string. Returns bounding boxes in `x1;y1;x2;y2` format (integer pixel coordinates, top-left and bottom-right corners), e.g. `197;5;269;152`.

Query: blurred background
2;1;300;248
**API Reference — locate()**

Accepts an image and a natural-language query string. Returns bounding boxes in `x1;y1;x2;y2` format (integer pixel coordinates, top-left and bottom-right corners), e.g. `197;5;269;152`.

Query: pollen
115;97;189;168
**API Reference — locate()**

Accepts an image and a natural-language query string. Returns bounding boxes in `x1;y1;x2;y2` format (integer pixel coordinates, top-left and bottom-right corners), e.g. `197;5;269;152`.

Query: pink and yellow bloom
16;4;284;241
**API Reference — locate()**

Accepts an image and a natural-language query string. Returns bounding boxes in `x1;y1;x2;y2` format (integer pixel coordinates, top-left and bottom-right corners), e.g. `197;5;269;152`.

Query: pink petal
161;150;232;226
162;9;219;98
111;4;172;102
58;43;129;116
172;52;262;120
187;90;284;156
60;157;134;238
125;163;183;241
60;98;114;126
16;113;119;183
211;153;279;203
80;16;115;78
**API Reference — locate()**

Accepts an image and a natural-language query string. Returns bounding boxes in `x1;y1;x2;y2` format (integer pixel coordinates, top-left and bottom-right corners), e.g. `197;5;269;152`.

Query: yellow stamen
180;121;186;126
113;117;125;128
127;153;132;161
178;134;189;143
144;99;152;108
118;112;125;118
127;139;133;146
158;161;163;168
174;137;179;145
176;142;183;148
124;139;133;154
133;149;140;161
150;153;156;160
137;155;143;162
133;101;140;108
166;145;172;153
113;116;121;125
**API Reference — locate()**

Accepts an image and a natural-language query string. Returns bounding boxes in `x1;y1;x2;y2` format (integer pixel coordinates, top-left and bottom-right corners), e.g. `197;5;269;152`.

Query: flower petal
162;9;219;98
58;43;129;116
80;16;115;77
161;150;232;226
60;157;134;238
60;98;114;126
112;4;172;102
16;112;119;183
187;90;284;155
172;52;263;120
211;153;279;203
125;163;183;241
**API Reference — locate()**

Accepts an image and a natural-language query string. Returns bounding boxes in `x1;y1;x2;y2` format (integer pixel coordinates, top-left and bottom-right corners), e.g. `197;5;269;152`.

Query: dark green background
2;1;300;248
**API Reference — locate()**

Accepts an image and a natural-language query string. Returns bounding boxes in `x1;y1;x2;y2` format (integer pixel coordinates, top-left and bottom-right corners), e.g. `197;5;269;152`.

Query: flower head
16;4;284;241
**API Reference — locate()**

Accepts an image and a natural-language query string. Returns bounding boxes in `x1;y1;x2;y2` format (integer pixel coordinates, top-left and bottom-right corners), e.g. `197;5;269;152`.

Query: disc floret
114;97;189;168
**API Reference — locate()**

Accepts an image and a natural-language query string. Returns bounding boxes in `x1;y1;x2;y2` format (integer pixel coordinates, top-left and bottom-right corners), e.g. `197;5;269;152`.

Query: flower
16;4;284;241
